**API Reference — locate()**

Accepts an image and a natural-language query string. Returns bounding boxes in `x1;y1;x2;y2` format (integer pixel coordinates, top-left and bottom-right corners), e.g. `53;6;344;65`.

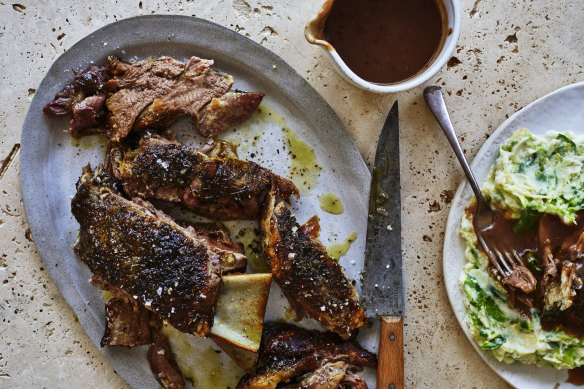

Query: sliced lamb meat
105;56;232;141
132;98;184;133
43;66;108;118
106;87;160;140
184;222;247;274
71;165;221;336
106;56;186;89
43;66;109;135
280;361;353;389
138;207;247;273
539;214;561;289
101;296;154;347
260;190;366;339
148;335;185;389
91;276;159;347
69;94;107;137
500;266;537;295
238;357;321;389
197;91;265;137
197;138;239;159
258;323;376;368
108;135;298;220
339;372;369;389
237;322;376;389
44;57;265;139
123;196;247;273
158;57;233;117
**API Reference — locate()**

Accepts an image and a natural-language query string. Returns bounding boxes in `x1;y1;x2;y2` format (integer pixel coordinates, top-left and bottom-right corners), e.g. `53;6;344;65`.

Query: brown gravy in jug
322;0;446;84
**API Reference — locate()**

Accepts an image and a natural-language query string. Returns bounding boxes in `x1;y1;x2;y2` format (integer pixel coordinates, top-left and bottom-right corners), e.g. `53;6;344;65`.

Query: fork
423;85;536;293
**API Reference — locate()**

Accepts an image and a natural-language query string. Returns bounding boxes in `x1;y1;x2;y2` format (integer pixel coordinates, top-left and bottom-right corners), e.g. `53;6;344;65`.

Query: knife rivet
389;334;395;340
389;384;395;389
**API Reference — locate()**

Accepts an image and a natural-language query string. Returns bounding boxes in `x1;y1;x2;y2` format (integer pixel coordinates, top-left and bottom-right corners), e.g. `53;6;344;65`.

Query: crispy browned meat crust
260;191;365;339
71;165;221;336
237;322;376;389
95;223;244;347
108;135;298;220
258;323;376;368
148;335;185;389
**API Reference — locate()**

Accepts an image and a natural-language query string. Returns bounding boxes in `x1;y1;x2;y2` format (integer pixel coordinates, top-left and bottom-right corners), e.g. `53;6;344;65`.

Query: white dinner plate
444;81;584;389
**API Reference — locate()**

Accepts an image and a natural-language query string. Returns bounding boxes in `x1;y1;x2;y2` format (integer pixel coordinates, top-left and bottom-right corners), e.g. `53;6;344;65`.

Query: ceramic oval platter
444;81;584;389
20;15;376;388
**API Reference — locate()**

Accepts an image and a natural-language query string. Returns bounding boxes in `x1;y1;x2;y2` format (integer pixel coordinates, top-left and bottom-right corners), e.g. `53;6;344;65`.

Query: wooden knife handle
378;316;404;389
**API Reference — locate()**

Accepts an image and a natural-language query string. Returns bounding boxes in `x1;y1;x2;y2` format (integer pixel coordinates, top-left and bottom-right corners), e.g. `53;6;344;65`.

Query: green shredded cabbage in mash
482;129;584;224
460;129;584;369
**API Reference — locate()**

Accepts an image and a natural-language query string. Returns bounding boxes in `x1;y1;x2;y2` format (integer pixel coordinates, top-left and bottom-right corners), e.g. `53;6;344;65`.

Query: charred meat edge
108;135;299;220
237;322;376;389
71;165;221;336
260;189;365;339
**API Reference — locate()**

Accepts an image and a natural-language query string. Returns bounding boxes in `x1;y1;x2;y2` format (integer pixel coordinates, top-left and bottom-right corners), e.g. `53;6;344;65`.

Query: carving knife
362;101;404;389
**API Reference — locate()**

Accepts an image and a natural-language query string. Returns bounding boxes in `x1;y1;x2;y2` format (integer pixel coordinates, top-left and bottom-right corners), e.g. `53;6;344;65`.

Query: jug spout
304;0;334;50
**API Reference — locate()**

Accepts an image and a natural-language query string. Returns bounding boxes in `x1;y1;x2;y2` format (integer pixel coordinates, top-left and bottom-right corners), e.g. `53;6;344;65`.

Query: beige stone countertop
1;0;583;388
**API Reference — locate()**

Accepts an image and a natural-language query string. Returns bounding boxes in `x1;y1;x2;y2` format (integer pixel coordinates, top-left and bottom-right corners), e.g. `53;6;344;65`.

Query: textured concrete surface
1;0;583;388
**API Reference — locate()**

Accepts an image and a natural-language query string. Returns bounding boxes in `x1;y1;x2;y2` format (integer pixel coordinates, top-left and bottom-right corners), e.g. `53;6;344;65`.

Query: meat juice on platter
321;0;446;84
281;126;322;194
327;231;358;261
319;192;344;215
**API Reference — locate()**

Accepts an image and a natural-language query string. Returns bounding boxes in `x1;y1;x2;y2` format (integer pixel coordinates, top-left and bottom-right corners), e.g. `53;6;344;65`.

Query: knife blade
362;101;404;389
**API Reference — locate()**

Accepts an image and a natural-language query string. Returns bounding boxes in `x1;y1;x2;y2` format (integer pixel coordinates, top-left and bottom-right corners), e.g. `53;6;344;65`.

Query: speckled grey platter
444;81;584;389
20;15;374;388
